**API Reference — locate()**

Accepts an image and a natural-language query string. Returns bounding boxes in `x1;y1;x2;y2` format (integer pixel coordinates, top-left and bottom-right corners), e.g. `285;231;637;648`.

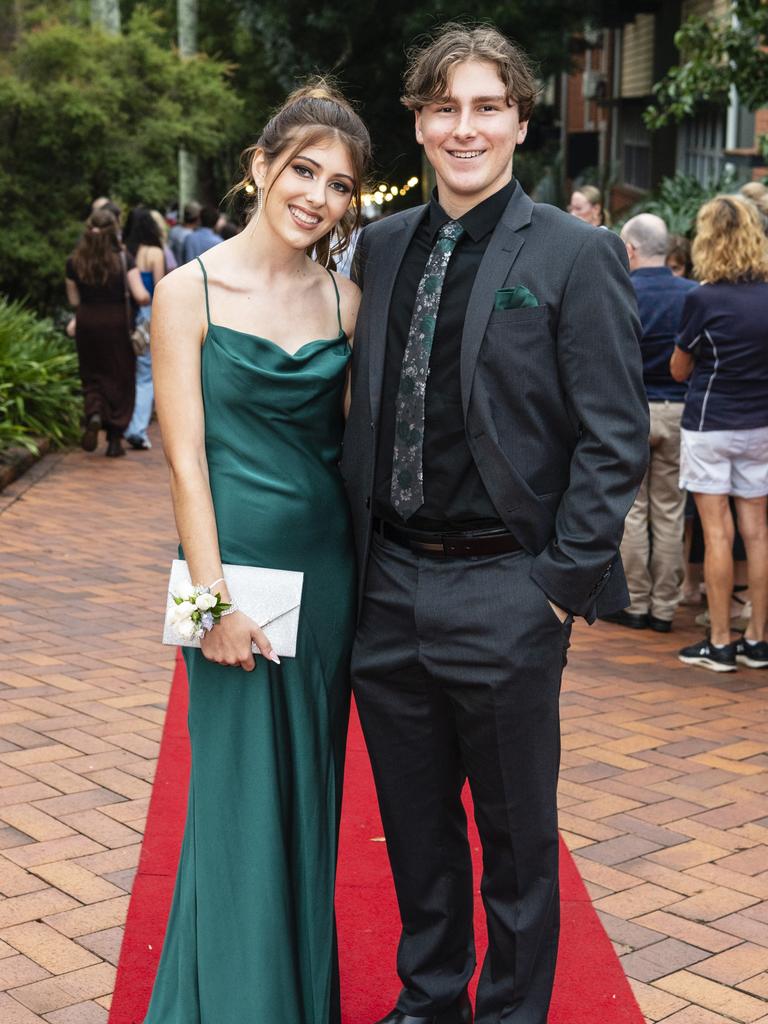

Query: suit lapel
367;208;424;424
460;184;535;419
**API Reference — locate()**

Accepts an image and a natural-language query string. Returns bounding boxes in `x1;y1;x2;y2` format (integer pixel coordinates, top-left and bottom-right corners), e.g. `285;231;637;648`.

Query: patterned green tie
391;219;465;519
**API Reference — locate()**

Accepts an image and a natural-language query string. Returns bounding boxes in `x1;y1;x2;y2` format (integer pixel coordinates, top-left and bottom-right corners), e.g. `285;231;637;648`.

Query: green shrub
0;297;82;453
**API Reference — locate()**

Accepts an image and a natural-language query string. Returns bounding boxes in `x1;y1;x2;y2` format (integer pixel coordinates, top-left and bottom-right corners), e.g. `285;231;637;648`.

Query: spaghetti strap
325;268;343;334
197;257;211;325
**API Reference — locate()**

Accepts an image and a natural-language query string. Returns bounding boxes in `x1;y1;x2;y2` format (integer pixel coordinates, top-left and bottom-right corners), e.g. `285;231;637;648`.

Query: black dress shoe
599;610;649;629
105;436;126;458
374;990;472;1024
80;413;101;452
649;615;672;633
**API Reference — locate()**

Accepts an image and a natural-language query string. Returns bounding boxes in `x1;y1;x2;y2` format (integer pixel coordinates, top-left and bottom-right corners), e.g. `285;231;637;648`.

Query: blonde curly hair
692;195;768;284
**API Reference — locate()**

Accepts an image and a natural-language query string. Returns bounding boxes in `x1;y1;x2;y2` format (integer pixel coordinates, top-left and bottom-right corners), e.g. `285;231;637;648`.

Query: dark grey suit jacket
341;183;649;622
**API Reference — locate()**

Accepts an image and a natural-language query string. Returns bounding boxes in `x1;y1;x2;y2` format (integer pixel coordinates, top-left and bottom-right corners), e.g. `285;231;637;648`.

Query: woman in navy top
671;195;768;672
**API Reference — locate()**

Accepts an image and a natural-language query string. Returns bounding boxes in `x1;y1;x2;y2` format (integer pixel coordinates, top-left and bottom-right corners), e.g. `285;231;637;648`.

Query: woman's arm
670;347;695;382
127;266;151;306
152;271;278;670
149;246;167;283
671;288;703;383
65;279;80;307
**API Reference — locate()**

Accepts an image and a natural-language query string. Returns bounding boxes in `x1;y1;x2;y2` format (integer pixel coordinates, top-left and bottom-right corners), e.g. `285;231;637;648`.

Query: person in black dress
65;208;150;456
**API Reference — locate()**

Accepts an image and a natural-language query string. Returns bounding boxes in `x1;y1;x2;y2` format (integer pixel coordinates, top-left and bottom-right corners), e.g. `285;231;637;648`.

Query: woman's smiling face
254;136;356;251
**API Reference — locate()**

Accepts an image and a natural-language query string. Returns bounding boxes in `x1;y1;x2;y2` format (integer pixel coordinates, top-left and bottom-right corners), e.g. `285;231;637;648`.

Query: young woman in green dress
146;82;370;1023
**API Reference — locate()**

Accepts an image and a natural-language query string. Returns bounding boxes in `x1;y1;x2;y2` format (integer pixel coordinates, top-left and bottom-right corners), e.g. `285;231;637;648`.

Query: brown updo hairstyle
71;208;122;286
229;78;371;269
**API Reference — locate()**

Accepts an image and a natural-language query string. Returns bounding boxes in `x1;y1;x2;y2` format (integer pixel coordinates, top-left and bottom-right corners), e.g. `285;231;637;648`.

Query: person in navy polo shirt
603;214;698;632
671;195;768;672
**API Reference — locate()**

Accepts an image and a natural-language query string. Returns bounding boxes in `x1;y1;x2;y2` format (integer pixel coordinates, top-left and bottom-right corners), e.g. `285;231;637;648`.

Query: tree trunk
177;0;199;212
90;0;121;33
178;0;198;55
0;0;23;50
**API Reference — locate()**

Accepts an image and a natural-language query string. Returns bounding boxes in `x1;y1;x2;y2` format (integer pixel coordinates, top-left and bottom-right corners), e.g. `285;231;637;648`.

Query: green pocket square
494;285;539;310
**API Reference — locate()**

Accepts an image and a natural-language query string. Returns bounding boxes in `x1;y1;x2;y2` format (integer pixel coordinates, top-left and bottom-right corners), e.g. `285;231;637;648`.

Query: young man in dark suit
342;23;649;1024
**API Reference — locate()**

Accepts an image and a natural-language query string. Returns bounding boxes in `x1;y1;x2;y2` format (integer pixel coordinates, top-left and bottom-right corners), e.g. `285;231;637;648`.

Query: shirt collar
425;178;517;244
631;266;674;277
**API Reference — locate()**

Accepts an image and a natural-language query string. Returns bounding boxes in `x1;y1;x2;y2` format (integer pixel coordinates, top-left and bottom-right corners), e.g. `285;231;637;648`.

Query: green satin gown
144;258;355;1024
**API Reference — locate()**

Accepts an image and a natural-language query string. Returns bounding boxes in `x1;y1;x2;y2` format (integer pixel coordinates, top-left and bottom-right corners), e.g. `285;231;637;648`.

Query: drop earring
252;185;264;225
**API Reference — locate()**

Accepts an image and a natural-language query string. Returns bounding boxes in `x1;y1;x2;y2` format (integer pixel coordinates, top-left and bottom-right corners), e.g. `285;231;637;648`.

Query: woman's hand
200;611;279;671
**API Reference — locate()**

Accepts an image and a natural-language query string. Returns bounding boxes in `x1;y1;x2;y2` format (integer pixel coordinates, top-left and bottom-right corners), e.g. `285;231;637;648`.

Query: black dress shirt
374;178;516;531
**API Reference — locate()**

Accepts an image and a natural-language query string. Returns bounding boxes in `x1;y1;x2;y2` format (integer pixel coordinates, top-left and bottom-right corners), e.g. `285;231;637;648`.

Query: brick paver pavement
1;432;767;1023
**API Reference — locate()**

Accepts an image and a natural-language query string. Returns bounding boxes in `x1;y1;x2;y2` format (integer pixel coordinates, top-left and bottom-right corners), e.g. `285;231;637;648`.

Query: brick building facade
559;1;768;215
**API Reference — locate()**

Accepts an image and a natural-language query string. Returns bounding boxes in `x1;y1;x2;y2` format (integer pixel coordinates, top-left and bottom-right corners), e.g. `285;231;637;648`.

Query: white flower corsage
170;584;233;642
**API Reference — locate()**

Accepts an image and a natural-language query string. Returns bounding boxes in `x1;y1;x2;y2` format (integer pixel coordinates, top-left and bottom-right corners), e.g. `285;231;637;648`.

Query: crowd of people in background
64;196;238;458
572;183;768;674
63;177;767;672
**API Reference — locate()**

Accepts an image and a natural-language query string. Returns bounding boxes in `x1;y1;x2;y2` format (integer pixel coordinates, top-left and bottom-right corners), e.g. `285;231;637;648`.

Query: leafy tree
125;0;619;193
238;0;620;179
0;9;242;309
644;0;768;159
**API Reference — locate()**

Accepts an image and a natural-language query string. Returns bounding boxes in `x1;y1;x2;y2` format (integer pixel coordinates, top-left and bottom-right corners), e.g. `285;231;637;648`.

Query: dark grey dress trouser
352;533;573;1024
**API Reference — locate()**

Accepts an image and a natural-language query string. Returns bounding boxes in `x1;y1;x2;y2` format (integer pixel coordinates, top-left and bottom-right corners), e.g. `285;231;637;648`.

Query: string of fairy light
362;176;419;208
242;175;420;209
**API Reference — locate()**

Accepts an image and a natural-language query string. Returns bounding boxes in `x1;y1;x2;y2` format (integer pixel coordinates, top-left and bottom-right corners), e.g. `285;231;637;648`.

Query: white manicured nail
267;651;281;665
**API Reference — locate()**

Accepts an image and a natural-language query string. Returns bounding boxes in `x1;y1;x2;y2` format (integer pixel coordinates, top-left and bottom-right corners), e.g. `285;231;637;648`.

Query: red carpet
110;653;643;1023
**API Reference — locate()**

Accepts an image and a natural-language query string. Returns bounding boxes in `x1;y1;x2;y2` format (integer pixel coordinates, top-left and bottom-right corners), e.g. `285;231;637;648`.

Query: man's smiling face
414;59;528;217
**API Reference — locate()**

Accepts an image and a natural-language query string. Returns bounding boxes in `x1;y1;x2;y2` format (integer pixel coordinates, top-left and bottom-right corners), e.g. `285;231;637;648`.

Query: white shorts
680;426;768;498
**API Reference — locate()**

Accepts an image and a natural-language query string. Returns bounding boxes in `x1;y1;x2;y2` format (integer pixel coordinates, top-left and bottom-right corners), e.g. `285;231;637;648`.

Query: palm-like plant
0;298;82;453
618;170;740;237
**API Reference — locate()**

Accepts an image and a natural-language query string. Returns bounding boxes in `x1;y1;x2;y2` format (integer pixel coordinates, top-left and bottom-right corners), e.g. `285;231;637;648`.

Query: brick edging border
0;437;52;493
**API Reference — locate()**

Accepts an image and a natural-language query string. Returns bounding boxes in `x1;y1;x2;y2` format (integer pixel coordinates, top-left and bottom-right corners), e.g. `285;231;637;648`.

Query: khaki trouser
621;401;686;620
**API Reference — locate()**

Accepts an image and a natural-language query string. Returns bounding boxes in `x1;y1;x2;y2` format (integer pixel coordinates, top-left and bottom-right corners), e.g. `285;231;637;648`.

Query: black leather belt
373;518;523;557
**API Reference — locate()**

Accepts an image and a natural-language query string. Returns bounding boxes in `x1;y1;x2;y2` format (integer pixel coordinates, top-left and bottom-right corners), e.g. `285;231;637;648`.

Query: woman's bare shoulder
154;259;205;304
152;262;209;349
331;269;360;299
330;270;361;340
331;270;360;311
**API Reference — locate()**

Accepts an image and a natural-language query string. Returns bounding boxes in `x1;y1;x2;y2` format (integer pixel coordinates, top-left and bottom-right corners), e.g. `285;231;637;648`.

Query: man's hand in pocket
548;599;569;624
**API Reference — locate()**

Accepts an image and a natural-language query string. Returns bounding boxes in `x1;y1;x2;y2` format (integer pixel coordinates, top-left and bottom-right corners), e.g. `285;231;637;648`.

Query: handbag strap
119;250;132;331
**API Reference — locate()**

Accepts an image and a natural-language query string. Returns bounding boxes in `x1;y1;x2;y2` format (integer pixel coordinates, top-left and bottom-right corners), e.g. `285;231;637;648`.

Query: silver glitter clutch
162;559;304;658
